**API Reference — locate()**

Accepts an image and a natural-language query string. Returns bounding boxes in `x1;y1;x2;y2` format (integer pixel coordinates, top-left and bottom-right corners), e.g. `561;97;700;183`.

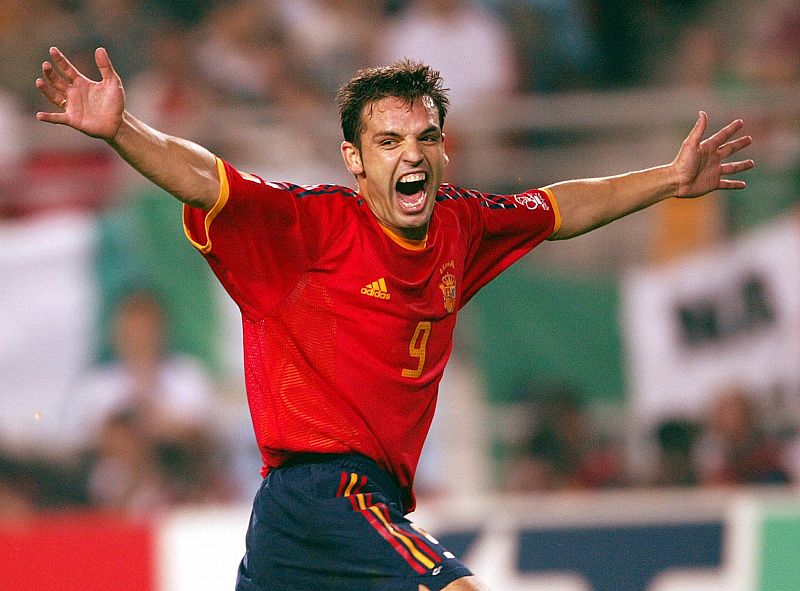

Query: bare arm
36;47;218;210
546;112;754;240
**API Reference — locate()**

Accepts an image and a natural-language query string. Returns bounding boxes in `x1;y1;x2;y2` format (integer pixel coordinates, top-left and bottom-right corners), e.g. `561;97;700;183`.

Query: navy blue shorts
235;453;472;591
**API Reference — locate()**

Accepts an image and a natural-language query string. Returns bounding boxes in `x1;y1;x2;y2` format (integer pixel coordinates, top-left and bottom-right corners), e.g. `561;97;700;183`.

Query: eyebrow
373;125;442;139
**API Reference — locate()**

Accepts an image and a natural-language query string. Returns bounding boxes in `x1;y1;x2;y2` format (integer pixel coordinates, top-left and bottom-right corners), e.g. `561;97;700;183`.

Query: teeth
403;194;425;208
398;172;426;183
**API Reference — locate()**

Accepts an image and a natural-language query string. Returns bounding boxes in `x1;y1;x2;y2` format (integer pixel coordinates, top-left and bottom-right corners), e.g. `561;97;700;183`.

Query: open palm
672;111;754;199
35;47;125;141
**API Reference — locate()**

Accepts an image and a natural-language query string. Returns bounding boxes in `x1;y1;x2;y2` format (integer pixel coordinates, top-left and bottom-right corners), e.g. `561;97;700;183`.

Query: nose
402;139;424;164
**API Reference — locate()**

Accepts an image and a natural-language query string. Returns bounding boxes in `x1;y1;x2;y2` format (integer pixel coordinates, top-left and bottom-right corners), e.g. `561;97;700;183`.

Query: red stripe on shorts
361;506;427;575
378;505;441;564
335;471;348;497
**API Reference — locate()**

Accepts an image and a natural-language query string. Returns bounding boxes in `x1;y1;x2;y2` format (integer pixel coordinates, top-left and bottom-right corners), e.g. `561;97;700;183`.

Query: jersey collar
378;223;428;251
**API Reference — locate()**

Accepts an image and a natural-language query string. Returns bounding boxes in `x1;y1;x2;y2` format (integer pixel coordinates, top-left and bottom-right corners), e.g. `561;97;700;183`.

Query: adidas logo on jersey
361;278;391;300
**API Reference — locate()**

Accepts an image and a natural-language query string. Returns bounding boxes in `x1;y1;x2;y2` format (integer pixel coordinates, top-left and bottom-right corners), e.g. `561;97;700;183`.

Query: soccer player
35;46;753;591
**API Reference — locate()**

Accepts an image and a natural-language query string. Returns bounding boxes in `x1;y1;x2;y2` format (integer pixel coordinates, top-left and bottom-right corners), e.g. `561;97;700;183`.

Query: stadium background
1;1;799;589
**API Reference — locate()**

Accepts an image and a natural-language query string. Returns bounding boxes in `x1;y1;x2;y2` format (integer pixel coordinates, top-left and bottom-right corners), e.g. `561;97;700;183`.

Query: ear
341;141;364;176
442;133;449;167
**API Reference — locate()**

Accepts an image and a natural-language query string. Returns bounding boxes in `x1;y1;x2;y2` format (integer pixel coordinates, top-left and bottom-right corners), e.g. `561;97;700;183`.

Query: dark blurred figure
80;407;229;514
651;418;701;487
0;449;88;516
0;457;37;517
0;0;82;108
82;408;169;514
699;386;790;486
505;386;626;491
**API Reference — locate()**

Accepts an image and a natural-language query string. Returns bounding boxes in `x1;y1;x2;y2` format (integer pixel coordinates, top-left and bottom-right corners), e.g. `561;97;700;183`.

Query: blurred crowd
1;0;800;517
2;1;800;220
0;288;232;516
501;382;799;493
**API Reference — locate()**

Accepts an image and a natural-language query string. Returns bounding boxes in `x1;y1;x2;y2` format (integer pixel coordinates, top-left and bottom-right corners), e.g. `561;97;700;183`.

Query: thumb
685;111;708;146
35;111;69;125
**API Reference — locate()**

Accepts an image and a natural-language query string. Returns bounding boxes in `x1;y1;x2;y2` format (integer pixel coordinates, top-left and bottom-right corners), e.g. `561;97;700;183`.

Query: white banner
621;211;800;469
0;213;97;452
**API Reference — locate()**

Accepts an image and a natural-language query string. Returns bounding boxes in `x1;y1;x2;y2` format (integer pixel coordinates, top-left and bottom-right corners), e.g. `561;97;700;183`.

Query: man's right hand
36;46;125;141
35;46;218;210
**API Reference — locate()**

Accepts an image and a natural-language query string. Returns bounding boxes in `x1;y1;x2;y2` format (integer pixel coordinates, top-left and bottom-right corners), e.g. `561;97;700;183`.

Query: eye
379;138;398;147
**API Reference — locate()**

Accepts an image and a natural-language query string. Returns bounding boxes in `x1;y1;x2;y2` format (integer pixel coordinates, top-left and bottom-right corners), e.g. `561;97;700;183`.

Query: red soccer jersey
183;158;560;511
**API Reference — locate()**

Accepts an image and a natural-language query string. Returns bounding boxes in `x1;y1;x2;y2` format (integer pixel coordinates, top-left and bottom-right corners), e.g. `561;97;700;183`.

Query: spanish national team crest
435;259;456;315
439;273;456;313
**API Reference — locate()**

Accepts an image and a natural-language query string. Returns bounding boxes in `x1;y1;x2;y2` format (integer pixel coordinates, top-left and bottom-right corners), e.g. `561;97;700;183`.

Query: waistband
277;452;407;510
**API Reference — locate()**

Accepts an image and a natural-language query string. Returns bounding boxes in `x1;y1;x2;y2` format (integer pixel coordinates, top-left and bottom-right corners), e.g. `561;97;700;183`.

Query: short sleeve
182;158;311;318
459;187;560;305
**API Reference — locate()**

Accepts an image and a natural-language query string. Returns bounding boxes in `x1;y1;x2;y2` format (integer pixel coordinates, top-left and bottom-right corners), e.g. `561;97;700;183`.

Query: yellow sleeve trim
183;157;230;254
541;187;562;237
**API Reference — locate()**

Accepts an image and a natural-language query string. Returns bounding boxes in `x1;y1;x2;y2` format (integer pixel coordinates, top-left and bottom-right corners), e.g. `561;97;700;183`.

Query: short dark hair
336;60;450;148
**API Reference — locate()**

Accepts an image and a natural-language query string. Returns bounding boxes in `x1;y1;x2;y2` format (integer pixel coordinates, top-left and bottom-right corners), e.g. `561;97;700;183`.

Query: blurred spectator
80;406;230;514
650;418;701;487
59;289;233;513
0;0;81;108
768;0;800;83
123;26;214;141
0;89;25;218
279;0;383;100
504;386;625;491
697;385;791;486
489;0;597;92
0;453;38;517
83;408;170;514
0;3;122;219
71;0;154;82
63;289;216;452
154;419;231;505
735;0;800;86
379;0;516;115
666;21;726;89
94;181;221;370
195;0;311;109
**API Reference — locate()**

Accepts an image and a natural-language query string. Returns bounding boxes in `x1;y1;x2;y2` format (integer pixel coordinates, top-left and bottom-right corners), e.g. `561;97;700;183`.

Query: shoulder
436;183;521;210
222;161;359;207
264;182;359;202
243;179;362;214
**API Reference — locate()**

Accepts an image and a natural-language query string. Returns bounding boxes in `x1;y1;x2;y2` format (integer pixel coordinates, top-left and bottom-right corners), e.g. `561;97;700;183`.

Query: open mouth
396;172;427;211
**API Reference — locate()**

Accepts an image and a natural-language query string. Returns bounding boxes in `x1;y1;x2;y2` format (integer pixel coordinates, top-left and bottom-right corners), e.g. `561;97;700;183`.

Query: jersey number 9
402;321;431;379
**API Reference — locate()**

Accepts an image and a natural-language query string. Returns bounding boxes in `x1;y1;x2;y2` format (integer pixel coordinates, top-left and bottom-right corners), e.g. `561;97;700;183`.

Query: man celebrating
36;46;752;591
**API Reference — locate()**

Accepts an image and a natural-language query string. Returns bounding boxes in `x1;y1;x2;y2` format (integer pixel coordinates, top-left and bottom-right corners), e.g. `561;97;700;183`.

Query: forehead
361;96;440;134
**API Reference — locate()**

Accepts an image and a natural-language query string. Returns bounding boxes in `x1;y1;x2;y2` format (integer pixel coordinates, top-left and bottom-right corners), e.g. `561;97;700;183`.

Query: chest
314;227;465;324
286;228;466;381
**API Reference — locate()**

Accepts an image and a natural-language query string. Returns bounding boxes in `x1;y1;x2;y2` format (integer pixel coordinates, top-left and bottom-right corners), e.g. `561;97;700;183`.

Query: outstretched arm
546;112;754;240
36;47;219;210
